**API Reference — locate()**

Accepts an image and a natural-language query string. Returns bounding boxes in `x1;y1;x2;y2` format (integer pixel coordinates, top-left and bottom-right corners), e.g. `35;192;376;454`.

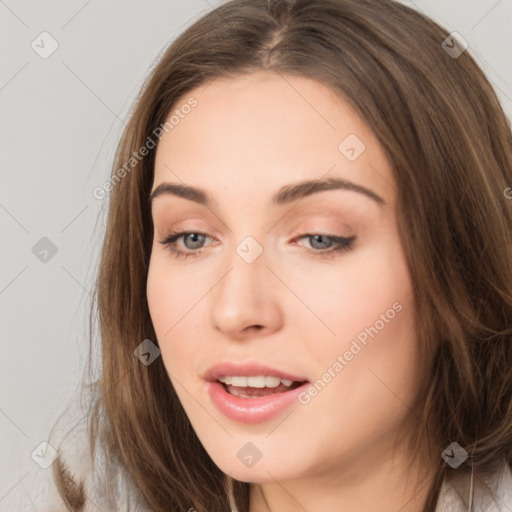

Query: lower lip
207;381;309;424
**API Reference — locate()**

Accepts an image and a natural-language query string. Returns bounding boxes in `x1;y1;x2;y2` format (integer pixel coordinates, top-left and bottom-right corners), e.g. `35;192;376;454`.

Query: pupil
312;235;332;249
185;233;204;249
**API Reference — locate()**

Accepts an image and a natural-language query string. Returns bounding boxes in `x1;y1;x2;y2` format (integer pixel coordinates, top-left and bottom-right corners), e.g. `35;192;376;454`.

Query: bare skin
147;71;437;511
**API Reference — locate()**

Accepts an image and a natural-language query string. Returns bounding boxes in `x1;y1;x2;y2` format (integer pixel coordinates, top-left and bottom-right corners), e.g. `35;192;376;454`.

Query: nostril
245;325;263;332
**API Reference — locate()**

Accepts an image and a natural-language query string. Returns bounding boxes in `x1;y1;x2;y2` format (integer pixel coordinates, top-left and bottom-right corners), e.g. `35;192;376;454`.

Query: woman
36;0;512;510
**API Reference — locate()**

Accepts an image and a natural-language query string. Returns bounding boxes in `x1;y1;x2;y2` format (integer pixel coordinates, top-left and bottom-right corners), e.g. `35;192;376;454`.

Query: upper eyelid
165;230;354;248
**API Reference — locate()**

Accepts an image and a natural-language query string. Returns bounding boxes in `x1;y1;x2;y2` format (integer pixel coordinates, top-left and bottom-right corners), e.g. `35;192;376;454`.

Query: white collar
435;460;512;511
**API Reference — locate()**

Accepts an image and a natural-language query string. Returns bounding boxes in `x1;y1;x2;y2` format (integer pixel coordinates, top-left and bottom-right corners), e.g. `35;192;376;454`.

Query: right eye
158;231;215;259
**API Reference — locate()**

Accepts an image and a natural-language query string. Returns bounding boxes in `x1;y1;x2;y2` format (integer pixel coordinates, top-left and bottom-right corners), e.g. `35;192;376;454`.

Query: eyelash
157;230;356;260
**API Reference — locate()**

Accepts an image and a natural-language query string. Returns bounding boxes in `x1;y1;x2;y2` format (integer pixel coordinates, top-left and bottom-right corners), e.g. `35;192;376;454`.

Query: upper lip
204;361;309;383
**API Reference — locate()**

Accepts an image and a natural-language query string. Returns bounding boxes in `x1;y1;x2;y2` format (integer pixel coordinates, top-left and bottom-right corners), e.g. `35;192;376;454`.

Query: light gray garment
20;404;512;512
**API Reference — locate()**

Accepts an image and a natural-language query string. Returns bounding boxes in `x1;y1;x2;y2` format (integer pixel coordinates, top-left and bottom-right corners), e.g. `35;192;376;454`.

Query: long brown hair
50;0;512;510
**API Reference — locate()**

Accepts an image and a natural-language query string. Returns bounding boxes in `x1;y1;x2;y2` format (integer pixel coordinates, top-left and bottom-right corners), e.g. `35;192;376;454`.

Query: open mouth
207;367;311;423
218;375;306;399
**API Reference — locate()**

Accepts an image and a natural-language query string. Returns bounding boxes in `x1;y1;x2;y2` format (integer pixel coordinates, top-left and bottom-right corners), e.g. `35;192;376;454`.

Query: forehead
152;71;394;207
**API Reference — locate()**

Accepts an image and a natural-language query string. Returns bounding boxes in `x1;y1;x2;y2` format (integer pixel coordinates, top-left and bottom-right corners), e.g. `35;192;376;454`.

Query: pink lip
204;361;309;424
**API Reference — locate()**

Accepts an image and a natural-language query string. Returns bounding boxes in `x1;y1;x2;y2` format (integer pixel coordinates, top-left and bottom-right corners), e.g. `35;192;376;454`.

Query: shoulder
22;387;151;512
18;393;96;511
435;459;512;512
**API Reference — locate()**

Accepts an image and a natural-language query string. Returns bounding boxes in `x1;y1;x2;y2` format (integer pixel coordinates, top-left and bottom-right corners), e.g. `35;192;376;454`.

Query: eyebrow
149;177;386;207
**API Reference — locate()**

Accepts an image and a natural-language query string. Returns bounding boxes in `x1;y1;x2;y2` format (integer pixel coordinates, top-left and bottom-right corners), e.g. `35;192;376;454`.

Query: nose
210;241;283;339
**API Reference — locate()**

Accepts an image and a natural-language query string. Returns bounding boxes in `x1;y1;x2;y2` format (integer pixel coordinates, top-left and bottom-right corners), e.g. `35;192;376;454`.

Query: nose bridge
217;234;267;310
210;234;281;336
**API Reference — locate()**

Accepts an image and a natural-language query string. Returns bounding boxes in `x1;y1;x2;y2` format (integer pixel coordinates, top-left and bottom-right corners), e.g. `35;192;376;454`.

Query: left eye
293;234;356;258
157;231;356;260
298;234;344;250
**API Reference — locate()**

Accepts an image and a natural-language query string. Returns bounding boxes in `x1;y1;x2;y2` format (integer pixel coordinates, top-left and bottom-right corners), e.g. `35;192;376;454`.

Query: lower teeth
231;390;264;399
223;383;299;398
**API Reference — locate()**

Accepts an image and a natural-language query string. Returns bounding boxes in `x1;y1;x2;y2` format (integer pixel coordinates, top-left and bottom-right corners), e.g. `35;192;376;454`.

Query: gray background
1;0;511;509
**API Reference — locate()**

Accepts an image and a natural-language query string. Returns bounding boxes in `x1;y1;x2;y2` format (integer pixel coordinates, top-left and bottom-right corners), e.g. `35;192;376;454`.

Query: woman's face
147;71;420;486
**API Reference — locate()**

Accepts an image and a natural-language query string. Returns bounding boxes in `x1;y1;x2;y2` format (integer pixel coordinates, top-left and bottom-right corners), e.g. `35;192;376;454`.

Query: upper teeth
218;376;294;388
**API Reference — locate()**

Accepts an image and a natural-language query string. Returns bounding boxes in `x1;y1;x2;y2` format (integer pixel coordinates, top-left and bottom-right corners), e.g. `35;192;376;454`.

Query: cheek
147;253;201;328
297;237;418;397
314;269;419;430
147;258;173;333
341;252;411;336
285;235;412;343
146;255;216;384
